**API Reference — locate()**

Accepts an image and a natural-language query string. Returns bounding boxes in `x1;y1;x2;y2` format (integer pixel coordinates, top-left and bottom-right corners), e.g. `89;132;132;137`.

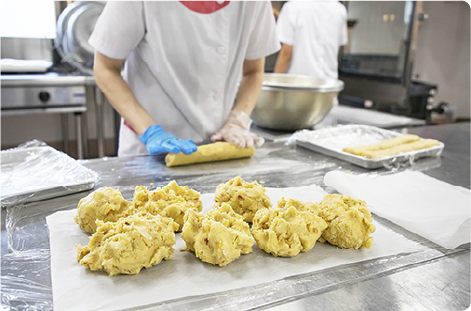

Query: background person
273;0;348;79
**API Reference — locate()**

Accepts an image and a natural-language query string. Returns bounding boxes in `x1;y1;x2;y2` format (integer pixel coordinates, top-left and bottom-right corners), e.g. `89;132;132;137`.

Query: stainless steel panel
1;86;86;108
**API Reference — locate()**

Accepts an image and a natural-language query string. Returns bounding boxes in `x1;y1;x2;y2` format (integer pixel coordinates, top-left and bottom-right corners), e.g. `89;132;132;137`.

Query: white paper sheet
47;185;425;311
324;170;471;249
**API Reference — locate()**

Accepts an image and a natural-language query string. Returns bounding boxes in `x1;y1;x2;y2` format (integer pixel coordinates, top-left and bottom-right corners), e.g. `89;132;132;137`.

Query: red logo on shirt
179;1;229;14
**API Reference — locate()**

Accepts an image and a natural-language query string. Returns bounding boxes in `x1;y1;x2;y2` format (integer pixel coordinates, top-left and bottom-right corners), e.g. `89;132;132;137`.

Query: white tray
295;125;444;169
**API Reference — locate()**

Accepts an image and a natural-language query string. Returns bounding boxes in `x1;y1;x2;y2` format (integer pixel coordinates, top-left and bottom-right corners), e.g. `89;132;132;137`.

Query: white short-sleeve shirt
277;0;348;79
89;1;280;156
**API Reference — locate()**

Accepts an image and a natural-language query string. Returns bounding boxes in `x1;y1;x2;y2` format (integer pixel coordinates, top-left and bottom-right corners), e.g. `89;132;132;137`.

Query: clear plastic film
1;140;100;208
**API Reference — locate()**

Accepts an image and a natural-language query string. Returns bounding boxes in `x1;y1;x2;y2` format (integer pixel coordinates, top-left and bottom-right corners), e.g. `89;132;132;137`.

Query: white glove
211;110;264;148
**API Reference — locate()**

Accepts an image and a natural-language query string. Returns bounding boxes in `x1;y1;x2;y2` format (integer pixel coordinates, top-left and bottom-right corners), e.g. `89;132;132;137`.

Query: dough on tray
317;194;375;249
181;203;254;266
359;139;440;158
133;181;203;232
251;198;328;257
342;134;439;158
74;187;135;234
214;176;271;223
76;213;178;276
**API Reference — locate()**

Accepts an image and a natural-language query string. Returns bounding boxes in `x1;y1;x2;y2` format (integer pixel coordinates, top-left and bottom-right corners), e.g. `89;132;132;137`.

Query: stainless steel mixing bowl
251;73;344;131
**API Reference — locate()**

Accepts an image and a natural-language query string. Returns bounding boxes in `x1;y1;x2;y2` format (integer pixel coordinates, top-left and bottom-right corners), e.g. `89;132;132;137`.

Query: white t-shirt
277;0;348;79
89;1;280;156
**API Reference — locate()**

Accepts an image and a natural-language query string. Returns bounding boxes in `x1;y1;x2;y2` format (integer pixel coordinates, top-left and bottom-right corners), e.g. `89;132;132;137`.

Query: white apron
89;1;280;156
277;0;348;79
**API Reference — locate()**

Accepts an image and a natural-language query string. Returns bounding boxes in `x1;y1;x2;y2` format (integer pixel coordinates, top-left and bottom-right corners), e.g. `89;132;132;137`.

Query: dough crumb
181;203;254;266
214;176;271;222
251;198;328;257
318;194;375;249
76;213;178;276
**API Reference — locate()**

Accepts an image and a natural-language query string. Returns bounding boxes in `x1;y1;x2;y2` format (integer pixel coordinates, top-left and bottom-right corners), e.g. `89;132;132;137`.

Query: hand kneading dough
74;187;135;233
318;194;375;249
181;203;254;266
133;181;203;232
165;142;255;167
214;176;271;223
251;198;328;257
76;213;178;276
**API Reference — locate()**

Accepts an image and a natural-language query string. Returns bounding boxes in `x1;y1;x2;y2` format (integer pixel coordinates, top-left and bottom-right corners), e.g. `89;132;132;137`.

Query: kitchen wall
347;2;411;55
412;1;470;120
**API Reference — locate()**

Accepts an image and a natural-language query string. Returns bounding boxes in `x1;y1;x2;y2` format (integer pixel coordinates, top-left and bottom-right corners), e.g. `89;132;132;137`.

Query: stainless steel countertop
1;72;96;87
1;123;469;310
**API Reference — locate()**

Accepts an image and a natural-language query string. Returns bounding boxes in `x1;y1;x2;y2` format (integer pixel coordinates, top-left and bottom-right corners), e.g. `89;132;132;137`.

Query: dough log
343;134;440;158
165;142;255;167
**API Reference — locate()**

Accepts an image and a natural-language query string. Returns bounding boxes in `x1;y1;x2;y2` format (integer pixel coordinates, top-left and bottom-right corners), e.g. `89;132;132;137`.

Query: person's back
276;1;348;79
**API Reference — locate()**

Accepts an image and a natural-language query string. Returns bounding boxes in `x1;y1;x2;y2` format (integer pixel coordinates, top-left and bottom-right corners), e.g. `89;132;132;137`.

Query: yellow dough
214;176;271;223
318;194;375;249
133;181;203;232
343;134;420;156
360;139;440;158
251;198;328;257
74;181;202;233
181;203;254;266
343;134;439;158
165;142;255;167
74;187;135;233
76;213;178;276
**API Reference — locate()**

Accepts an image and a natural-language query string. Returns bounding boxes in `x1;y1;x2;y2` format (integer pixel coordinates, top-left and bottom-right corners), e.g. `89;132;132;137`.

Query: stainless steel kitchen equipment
54;1;105;75
251;73;344;131
1;73;98;159
338;1;450;122
1;1;108;159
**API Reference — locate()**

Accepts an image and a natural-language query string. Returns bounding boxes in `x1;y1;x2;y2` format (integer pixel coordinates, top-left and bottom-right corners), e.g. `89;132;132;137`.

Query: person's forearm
273;43;292;73
94;52;155;135
233;57;265;116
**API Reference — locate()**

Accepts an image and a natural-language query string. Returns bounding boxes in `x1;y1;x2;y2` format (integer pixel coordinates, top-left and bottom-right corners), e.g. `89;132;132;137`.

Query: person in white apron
273;0;348;128
89;1;280;157
273;0;348;78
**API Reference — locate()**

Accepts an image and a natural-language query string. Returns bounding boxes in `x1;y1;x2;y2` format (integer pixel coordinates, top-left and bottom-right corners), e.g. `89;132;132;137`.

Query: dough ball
76;213;178;276
181;203;254;266
133;181;203;231
251;198;328;257
214;176;271;223
318;194;375;249
74;187;135;233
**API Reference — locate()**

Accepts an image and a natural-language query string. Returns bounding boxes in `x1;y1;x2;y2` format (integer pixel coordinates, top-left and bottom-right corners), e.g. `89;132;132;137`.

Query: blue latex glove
139;124;198;155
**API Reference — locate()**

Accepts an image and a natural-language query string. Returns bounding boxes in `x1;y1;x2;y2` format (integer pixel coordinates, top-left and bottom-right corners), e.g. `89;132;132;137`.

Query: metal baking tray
295;125;444;169
1;145;99;207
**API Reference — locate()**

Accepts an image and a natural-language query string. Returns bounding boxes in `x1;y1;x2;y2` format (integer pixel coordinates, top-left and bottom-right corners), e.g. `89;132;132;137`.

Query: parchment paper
324;170;470;249
47;185;425;311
